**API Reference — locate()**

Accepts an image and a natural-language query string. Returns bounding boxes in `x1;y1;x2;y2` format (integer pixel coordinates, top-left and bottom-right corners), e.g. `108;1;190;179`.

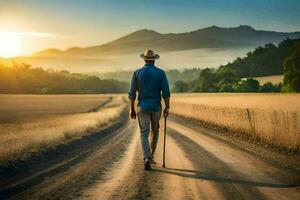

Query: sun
0;32;21;58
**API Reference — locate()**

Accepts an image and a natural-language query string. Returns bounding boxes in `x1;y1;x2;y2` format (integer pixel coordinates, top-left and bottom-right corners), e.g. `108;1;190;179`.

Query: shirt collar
144;64;154;67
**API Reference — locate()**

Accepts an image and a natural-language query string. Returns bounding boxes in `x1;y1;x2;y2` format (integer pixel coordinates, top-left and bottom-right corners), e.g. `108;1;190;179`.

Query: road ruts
2;112;299;200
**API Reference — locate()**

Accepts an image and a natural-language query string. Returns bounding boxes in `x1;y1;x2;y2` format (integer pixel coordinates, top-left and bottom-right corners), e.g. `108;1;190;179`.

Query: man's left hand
163;107;169;117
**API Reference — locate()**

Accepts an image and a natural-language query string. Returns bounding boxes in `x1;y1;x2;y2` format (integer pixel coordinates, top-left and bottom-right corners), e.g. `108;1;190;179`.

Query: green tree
216;66;239;92
219;83;235;92
217;66;238;84
259;82;281;93
235;78;260;92
195;68;219;92
173;80;189;92
282;42;300;92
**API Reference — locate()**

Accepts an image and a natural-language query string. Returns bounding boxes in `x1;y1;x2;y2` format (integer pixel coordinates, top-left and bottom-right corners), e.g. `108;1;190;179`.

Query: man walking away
128;49;170;170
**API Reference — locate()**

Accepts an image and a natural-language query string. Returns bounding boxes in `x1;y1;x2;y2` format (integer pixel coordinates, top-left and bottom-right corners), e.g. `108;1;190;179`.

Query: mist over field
14;47;252;73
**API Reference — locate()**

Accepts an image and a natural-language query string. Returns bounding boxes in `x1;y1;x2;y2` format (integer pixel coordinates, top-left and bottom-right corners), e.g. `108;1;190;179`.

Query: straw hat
140;49;160;60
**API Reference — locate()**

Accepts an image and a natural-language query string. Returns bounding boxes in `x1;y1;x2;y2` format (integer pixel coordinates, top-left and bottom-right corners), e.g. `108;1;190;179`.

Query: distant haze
13;48;251;73
14;25;300;73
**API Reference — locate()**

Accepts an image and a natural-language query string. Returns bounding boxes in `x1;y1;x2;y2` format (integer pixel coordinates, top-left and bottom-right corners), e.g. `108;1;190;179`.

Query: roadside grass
0;96;126;165
0;94;112;123
171;93;300;151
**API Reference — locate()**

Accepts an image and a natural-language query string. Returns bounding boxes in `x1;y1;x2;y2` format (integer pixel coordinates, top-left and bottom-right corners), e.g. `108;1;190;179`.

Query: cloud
0;31;58;38
17;32;56;38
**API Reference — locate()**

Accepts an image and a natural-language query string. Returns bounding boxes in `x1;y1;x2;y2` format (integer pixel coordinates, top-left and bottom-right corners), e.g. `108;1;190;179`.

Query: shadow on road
151;167;299;188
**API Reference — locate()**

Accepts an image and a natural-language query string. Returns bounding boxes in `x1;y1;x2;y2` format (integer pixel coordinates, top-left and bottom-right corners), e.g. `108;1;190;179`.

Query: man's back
128;63;170;112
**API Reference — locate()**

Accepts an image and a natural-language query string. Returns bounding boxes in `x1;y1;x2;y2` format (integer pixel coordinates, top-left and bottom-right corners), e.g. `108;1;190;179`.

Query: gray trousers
137;106;162;159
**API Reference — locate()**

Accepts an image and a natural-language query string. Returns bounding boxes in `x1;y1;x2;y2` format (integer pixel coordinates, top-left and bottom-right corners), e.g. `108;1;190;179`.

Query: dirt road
1;112;299;199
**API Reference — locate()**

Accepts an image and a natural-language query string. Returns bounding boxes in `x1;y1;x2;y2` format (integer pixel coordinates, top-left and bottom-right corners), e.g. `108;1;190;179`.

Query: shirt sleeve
128;71;137;100
161;71;170;99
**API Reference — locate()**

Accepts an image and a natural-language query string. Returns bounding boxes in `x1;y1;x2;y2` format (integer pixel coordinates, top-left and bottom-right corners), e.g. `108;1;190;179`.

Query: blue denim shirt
128;64;170;112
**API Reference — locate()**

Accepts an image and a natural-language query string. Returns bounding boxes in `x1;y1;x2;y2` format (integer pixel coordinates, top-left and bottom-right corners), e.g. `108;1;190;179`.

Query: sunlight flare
0;32;21;58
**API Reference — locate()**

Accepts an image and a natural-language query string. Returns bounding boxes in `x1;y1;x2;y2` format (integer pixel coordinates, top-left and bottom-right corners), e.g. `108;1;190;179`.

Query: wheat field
0;95;126;165
171;93;300;151
255;75;284;85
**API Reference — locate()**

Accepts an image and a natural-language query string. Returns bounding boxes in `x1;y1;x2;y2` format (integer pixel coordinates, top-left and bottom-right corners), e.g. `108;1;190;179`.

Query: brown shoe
144;159;151;170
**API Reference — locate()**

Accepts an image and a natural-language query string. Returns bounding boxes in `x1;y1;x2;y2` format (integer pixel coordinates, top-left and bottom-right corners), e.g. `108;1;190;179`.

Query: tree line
96;68;201;87
173;38;300;93
0;63;128;94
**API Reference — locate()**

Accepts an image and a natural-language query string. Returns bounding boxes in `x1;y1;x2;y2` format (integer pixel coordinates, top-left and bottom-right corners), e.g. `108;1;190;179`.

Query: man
128;49;170;170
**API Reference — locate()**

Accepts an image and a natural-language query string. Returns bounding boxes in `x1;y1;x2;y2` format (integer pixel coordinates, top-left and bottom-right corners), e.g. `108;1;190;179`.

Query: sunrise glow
0;32;21;58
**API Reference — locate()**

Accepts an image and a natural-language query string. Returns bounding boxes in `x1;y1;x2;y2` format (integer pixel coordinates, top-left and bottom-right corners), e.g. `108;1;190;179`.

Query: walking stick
162;115;167;168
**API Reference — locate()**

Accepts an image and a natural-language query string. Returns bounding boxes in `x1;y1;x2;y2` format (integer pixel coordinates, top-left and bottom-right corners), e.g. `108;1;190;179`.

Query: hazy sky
0;0;299;55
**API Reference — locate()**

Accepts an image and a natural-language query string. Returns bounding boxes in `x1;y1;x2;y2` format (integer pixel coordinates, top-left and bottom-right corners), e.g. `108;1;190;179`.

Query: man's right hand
130;109;137;119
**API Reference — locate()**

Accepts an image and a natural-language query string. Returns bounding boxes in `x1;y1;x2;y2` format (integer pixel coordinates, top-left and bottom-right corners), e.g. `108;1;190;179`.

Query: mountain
32;25;300;58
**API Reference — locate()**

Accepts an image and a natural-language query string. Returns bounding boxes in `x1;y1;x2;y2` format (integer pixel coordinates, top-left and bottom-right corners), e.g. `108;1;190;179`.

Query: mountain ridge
31;25;300;58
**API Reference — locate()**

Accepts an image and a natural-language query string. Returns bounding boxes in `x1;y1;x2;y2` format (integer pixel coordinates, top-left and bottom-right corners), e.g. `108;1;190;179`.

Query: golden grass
0;96;126;164
0;94;112;123
255;75;284;85
171;93;300;151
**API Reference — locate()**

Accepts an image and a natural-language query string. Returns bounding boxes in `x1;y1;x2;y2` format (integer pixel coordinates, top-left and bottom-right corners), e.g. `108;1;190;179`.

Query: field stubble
0;95;126;165
171;93;300;151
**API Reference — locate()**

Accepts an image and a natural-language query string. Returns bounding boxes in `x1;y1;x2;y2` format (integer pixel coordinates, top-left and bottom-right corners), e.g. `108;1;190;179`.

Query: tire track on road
0;113;133;199
168;128;266;200
167;117;300;200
